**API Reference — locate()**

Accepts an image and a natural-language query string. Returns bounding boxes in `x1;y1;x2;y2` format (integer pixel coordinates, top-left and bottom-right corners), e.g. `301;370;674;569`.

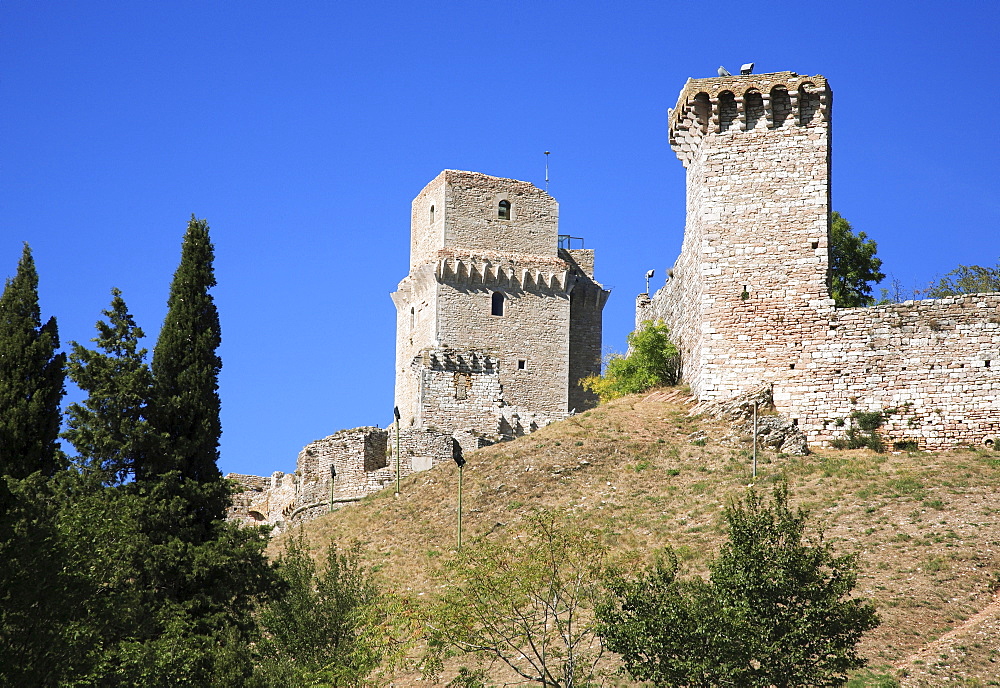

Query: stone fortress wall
229;171;609;531
638;72;1000;450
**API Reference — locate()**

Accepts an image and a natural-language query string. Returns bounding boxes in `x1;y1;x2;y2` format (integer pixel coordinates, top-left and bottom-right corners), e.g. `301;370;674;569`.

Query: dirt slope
277;390;1000;686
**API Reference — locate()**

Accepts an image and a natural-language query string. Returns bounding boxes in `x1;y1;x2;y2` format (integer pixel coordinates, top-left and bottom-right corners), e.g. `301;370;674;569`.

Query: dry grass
273;389;1000;686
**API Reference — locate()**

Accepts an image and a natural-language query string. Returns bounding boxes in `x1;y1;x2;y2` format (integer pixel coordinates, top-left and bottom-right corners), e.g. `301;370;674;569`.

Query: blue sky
3;1;998;477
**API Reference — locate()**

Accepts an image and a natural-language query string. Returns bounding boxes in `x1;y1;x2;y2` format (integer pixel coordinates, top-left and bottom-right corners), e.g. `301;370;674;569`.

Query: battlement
433;252;574;292
416;347;498;374
395;170;609;432
669;72;830;167
643;72;999;452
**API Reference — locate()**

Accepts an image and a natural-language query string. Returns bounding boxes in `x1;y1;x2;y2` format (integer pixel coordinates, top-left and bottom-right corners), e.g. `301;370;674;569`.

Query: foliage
923;262;1000;298
64;288;155;483
0;243;66;478
581;321;680;402
831;411;886;452
253;536;397;687
147;216;228;520
598;486;879;687
427;510;608;687
876;276;919;305
8;221;274;687
830;212;885;308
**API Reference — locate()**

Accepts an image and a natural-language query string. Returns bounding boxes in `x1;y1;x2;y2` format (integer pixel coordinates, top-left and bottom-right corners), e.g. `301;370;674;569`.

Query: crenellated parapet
669;72;830;166
416;347;499;374
434;252;574;293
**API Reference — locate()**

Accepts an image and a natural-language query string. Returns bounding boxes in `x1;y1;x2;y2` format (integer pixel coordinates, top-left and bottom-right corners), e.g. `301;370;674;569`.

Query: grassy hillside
276;389;1000;687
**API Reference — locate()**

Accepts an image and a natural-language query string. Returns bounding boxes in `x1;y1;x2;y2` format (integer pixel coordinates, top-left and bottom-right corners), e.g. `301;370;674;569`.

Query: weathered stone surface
393;170;610;437
229;172;611;530
641;73;999;451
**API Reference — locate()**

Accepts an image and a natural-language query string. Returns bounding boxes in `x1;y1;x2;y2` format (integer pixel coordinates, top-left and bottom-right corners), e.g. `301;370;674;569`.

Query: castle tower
641;73;834;401
391;170;609;438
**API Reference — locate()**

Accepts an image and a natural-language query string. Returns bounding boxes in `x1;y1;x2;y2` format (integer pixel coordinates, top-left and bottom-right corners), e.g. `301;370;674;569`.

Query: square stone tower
391;170;609;438
641;73;834;401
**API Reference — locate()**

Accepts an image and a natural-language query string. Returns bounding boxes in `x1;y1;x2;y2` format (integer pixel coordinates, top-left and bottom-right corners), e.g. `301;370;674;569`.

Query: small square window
518;359;526;370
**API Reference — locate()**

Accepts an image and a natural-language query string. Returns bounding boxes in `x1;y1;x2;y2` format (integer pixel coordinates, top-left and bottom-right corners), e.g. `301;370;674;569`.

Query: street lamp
454;448;466;550
393;406;401;495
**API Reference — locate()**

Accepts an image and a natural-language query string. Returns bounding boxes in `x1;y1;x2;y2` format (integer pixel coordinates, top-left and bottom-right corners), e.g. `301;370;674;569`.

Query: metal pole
752;401;758;479
393;406;401;496
457;463;464;550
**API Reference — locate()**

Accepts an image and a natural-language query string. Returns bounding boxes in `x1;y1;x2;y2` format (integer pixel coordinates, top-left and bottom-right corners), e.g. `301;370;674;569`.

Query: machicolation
229;170;609;531
638;71;999;452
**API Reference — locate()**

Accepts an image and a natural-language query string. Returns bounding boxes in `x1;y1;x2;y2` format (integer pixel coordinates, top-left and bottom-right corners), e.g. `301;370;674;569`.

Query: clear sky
3;1;998;477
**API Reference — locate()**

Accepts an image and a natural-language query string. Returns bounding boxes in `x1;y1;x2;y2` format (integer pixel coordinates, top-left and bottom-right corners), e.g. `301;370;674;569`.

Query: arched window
718;91;737;132
771;87;791;127
491;291;504;316
498;199;511;220
744;89;764;130
429;205;435;223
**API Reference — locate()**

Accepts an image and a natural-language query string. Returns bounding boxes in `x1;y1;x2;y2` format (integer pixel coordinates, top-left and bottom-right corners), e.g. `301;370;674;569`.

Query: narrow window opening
792;418;799;427
789;363;796;370
491;291;504;316
811;241;819;249
518;359;526;370
986;360;992;368
410;307;415;330
740;284;749;301
498;199;511;220
429;205;435;223
454;372;471;400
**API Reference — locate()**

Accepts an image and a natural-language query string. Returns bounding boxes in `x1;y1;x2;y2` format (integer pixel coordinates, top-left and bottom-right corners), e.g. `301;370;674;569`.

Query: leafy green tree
0;243;65;478
598;486;879;687
64;288;154;483
427;511;607;687
581;321;680;402
829;212;885;308
923;262;1000;298
253;537;396;687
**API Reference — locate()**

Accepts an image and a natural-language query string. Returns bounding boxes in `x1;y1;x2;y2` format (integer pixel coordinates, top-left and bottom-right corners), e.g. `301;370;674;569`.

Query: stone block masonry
229;170;610;529
640;72;999;450
393;170;609;437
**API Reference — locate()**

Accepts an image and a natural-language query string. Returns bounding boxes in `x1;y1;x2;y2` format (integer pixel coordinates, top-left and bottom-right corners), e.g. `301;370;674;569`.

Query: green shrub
832;411;886;453
581;321;680;402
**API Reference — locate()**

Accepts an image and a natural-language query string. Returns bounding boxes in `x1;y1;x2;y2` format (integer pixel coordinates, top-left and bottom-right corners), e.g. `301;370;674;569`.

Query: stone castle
638;72;1000;451
229;70;999;529
228;171;609;529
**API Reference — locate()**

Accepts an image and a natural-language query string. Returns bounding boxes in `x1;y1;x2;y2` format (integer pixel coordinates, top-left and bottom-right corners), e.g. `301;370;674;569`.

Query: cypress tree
147;216;226;520
0;243;65;478
64;288;153;483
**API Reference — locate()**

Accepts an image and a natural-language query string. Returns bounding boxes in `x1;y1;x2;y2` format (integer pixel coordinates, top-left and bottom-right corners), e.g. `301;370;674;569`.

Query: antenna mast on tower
544;151;550;193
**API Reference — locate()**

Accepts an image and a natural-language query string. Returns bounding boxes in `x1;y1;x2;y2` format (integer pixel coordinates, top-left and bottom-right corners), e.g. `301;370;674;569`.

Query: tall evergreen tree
0;243;65;478
146;216;227;519
65;288;153;483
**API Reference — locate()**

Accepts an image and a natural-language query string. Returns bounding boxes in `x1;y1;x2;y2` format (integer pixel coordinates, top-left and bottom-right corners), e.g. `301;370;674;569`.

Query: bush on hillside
581;321;680;402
